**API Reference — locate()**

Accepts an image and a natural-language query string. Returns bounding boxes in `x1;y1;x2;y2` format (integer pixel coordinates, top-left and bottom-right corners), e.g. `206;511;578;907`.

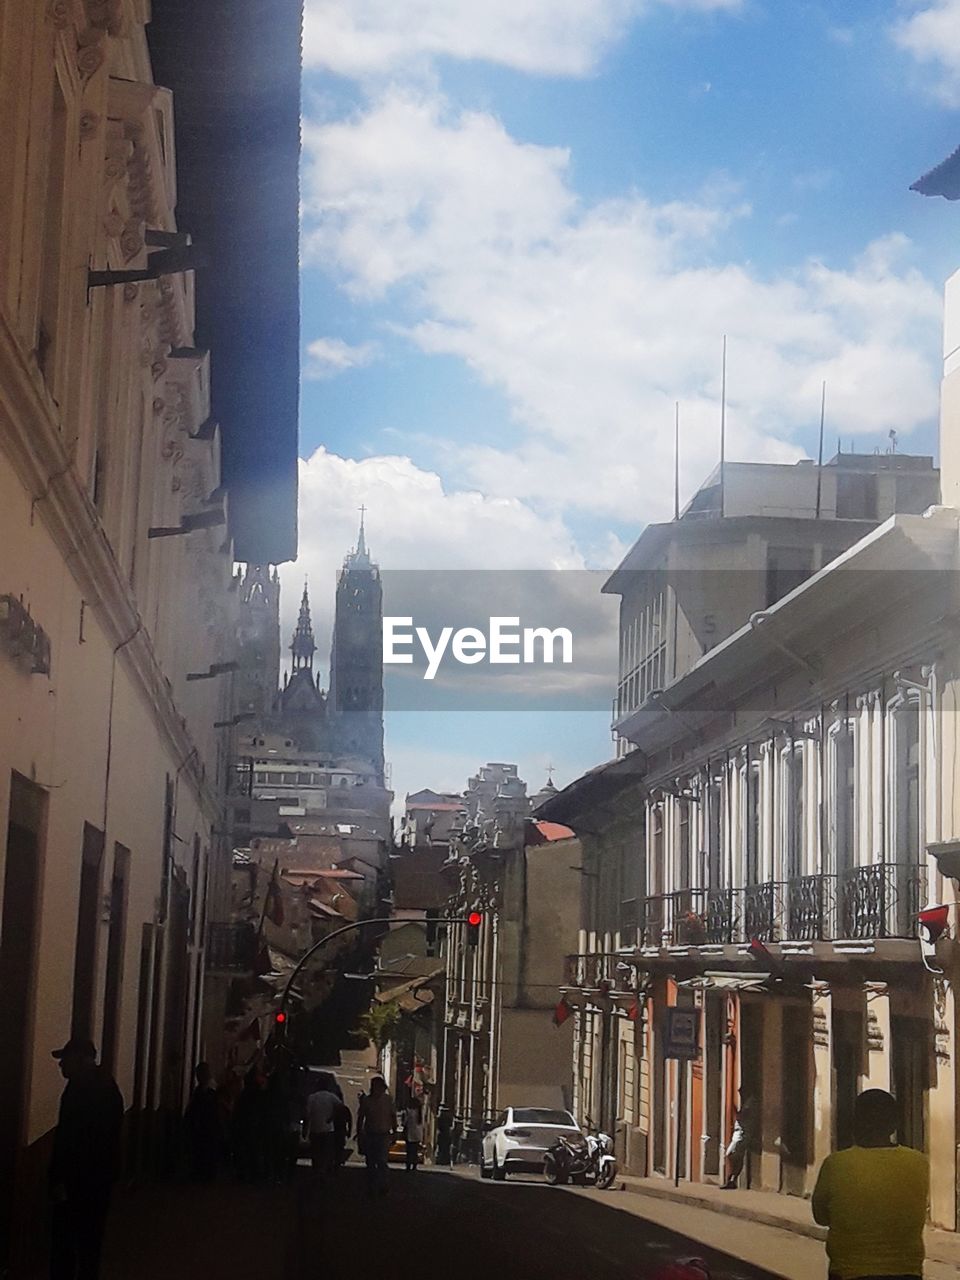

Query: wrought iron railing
705;889;735;944
786;873;836;941
563;953;625;989
838;862;925;940
742;881;784;941
629;864;925;952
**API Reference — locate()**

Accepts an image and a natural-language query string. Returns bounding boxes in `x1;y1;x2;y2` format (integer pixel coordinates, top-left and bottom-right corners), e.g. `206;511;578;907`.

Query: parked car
479;1107;580;1180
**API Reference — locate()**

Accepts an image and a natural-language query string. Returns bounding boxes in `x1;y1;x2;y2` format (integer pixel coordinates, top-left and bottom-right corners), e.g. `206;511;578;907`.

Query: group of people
45;1028;932;1280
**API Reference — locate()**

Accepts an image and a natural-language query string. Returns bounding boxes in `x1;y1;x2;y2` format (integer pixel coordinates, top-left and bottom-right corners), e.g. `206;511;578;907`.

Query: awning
677;973;772;992
375;968;444;1012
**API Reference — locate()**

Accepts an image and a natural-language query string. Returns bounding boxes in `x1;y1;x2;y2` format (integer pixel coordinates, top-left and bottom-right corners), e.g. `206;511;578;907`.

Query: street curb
614;1180;827;1243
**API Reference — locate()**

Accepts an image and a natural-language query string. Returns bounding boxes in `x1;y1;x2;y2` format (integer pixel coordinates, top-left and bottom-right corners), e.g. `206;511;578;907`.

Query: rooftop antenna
719;336;727;518
674;401;681;521
815;381;826;520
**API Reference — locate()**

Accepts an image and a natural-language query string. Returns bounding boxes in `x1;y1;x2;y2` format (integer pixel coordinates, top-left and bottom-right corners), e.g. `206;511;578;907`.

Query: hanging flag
553;998;572;1027
626;999;641;1022
919;904;950;945
747;937;772;964
265;864;285;927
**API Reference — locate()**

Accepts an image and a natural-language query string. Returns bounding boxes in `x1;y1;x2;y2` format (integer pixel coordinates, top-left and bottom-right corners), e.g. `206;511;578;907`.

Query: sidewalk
610;1172;960;1278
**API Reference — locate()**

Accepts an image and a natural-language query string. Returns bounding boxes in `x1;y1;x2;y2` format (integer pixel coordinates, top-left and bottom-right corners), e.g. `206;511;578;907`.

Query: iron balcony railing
637;863;925;948
563;953;631;990
838;862;925;941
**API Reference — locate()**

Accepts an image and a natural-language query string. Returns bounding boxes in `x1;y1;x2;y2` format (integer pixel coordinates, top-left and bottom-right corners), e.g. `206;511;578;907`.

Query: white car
479;1107;581;1180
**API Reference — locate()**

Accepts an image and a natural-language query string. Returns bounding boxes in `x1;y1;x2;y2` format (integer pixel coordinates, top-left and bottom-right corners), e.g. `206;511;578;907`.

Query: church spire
291;581;317;671
346;505;372;568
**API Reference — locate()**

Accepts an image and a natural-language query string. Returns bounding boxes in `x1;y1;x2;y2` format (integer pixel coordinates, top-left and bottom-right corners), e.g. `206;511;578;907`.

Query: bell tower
235;564;281;720
329;510;385;782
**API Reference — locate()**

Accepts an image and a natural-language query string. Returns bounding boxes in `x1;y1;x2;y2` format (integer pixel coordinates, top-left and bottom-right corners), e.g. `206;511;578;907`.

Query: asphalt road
283;1166;786;1280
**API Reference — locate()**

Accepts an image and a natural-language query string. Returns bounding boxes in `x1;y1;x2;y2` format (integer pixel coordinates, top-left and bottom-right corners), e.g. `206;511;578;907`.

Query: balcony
206;920;257;973
563;953;629;990
838;863;924;940
637;863;925;949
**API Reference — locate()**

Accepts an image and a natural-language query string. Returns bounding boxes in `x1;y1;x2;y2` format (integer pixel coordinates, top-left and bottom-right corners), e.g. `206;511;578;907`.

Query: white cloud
303;93;942;523
892;0;960;105
284;445;585;646
305;336;378;379
303;0;742;79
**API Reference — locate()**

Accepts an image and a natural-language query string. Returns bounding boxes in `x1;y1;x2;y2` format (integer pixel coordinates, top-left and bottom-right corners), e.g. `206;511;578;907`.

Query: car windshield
510;1109;576;1126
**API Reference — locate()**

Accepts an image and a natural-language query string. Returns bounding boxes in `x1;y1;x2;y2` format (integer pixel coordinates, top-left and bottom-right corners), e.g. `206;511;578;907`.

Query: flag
626;999;641;1022
747;937;772;964
553;998;572;1027
264;863;284;927
919;904;950;944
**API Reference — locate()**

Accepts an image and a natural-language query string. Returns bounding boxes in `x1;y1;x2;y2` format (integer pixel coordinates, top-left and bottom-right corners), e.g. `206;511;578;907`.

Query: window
617;587;667;719
744;762;761;886
830;721;856;876
677;800;691;891
892;698;920;863
707;780;722;891
782;747;804;880
765;547;814;607
650;804;664;895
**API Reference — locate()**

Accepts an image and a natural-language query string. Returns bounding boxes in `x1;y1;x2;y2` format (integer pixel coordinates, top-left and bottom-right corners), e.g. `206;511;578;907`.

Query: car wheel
492;1153;506;1182
479;1150;492;1179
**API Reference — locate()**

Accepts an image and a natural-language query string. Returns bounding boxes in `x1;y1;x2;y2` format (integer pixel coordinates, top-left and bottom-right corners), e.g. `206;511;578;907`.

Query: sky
283;0;960;807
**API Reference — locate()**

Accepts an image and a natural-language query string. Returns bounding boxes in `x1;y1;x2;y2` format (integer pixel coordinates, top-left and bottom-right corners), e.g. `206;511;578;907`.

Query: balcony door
891;698;921;937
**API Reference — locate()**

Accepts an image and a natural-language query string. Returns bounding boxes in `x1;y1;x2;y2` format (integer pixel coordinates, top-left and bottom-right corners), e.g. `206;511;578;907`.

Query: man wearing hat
49;1036;124;1280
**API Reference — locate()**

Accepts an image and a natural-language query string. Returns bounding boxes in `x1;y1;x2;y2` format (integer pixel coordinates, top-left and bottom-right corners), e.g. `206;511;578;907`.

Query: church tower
235;564;281;720
329;512;385;782
279;582;326;721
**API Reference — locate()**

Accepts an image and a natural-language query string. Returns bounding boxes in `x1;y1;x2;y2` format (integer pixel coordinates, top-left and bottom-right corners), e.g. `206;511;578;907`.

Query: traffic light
466;910;482;948
274;1009;287;1038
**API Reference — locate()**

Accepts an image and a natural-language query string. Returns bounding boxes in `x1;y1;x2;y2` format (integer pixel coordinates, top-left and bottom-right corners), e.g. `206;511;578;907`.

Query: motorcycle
543;1129;618;1189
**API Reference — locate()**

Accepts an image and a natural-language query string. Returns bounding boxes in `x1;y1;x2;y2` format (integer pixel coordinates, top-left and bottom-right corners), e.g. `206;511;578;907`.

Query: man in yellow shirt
812;1089;928;1280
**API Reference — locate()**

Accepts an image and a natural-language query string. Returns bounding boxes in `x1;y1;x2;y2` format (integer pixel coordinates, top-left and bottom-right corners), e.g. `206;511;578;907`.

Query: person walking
184;1062;221;1182
306;1074;348;1180
48;1037;124;1280
812;1089;928;1280
722;1095;756;1189
402;1098;424;1171
357;1076;396;1196
435;1106;453;1166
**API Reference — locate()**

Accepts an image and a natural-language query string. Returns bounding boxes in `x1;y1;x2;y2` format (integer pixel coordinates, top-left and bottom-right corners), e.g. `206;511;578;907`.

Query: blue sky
286;0;960;805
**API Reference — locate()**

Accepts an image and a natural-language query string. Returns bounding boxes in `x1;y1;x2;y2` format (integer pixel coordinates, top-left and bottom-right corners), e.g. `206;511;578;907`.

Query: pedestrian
722;1095;756;1189
812;1089;928;1280
232;1068;269;1183
306;1073;348;1180
435;1106;453;1166
48;1036;124;1280
402;1097;424;1171
184;1062;221;1182
357;1076;396;1196
321;1073;353;1171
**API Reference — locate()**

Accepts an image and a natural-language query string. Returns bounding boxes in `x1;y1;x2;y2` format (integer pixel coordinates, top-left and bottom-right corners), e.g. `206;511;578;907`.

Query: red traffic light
275;1010;287;1025
467;911;482;927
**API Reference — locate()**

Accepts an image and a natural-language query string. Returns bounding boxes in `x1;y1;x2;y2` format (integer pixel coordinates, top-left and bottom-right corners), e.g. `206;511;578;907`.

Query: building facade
438;764;580;1151
0;2;299;1271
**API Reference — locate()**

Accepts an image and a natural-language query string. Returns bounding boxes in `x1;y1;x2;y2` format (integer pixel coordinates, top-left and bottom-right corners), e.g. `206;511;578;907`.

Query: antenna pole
815;381;826;520
719;335;727;518
674;401;680;521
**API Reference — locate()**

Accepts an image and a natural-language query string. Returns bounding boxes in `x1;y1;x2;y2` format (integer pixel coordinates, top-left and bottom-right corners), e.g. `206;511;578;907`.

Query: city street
99;1167;787;1280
